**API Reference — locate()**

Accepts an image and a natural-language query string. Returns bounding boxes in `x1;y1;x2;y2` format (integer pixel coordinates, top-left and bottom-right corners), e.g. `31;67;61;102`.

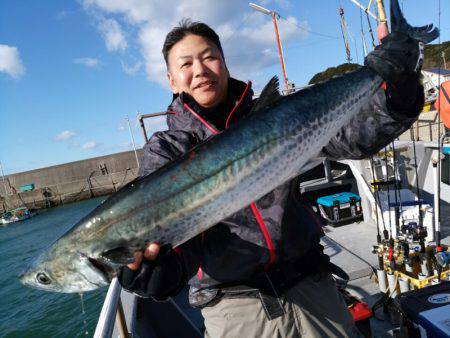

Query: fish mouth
87;257;116;282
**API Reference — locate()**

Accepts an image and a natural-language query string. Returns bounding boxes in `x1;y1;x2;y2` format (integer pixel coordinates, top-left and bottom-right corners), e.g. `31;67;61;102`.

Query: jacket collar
166;78;254;136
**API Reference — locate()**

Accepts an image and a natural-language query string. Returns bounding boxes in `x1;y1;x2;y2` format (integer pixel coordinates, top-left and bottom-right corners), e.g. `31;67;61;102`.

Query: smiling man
118;20;425;337
166;34;229;109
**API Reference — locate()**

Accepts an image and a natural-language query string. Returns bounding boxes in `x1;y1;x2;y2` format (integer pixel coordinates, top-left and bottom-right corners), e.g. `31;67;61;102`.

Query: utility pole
249;3;290;93
126;115;140;169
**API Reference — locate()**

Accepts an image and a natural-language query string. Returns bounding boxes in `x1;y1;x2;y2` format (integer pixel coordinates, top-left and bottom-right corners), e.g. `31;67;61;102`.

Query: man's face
167;34;229;109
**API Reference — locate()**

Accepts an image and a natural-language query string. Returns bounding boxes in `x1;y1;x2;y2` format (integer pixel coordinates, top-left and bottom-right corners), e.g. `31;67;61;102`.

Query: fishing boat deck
324;212;450;337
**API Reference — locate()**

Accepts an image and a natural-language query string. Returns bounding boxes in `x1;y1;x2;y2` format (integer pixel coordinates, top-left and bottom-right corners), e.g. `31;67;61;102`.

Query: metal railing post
116;298;130;338
94;278;129;338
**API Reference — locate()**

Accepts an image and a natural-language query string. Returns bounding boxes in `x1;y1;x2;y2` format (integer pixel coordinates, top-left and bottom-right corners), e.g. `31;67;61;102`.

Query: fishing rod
370;158;382;244
436;0;442;251
410;129;423;227
433;0;444;284
370;158;388;240
383;147;393;239
391;141;405;236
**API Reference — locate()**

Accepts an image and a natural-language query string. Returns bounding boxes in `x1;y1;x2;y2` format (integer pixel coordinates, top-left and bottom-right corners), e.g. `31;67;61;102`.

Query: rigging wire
278;14;340;39
221;13;253;45
222;12;338;48
359;6;369;57
365;9;376;49
347;21;360;64
225;37;340;59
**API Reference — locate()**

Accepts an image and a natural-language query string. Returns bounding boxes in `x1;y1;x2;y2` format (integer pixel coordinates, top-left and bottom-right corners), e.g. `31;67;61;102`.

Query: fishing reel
400;221;427;241
435;251;450;268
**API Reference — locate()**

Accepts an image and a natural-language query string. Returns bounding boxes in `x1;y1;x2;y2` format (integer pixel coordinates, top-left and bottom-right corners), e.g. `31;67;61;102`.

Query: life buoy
434;81;450;128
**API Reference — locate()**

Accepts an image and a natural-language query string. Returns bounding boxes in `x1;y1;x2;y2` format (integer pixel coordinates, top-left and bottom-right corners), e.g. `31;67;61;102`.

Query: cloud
117;123;126;131
121;60;142;75
82;141;98;150
81;0;308;88
55;130;77;141
56;10;74;20
98;18;128;51
74;57;102;68
0;44;26;79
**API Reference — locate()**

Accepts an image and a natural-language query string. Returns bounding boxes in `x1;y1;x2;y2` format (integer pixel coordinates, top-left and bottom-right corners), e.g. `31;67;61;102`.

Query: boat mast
339;5;352;63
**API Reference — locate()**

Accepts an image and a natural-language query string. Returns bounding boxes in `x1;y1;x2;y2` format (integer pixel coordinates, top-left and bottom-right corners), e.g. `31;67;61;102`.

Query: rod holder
377;269;388;293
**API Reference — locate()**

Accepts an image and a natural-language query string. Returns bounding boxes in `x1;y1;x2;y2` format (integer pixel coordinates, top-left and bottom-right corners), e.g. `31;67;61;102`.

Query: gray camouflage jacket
139;76;423;306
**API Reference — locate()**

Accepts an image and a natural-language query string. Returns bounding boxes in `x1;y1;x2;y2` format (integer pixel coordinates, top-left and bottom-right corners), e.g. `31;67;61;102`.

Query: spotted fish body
20;0;439;293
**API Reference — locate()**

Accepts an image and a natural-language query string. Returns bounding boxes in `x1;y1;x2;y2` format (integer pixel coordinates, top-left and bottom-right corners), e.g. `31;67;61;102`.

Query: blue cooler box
316;192;362;224
396;282;450;337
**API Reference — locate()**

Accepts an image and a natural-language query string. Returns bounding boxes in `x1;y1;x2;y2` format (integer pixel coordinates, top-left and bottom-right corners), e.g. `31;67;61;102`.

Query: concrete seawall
1;150;143;212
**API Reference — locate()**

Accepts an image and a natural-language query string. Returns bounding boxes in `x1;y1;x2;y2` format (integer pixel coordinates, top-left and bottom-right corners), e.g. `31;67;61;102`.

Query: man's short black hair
162;19;224;66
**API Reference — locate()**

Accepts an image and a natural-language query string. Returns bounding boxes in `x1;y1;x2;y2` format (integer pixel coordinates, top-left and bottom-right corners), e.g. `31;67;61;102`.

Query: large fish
20;0;438;293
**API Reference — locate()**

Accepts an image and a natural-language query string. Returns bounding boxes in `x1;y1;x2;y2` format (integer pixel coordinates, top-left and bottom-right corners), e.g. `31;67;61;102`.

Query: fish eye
36;272;51;285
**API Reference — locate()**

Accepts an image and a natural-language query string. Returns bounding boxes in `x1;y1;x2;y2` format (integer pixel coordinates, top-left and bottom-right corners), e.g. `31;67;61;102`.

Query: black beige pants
201;273;361;338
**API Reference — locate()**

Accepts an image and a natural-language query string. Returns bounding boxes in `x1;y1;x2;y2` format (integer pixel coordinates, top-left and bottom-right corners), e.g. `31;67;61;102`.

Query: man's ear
167;72;178;94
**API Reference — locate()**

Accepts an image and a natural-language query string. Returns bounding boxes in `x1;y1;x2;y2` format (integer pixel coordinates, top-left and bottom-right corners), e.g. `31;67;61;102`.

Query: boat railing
409;112;446;142
94;278;132;338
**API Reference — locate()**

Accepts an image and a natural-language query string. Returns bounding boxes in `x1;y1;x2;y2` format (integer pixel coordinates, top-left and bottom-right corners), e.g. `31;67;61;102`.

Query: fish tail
390;0;439;43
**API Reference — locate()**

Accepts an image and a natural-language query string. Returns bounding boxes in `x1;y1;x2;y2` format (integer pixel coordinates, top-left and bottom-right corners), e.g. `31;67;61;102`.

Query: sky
1;0;449;175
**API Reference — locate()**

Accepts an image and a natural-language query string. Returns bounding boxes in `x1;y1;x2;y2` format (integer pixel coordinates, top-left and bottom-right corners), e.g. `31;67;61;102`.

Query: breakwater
1;150;142;212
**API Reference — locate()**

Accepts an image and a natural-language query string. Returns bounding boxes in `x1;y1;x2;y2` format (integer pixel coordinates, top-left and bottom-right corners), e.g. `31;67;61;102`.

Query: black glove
117;245;185;300
365;32;424;85
365;32;424;114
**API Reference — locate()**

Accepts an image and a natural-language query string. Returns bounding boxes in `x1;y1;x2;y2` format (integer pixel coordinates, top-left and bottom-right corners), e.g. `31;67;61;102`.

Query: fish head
19;249;111;293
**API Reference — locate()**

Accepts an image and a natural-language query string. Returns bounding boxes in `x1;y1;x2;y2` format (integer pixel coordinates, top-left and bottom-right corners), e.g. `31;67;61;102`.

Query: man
118;20;424;337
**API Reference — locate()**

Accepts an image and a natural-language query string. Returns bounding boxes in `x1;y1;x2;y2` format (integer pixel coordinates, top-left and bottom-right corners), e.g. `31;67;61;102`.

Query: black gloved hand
117;245;185;300
364;32;424;85
365;32;424;114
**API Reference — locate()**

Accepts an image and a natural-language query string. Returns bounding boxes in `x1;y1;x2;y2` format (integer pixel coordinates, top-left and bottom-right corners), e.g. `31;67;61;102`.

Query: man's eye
181;62;191;68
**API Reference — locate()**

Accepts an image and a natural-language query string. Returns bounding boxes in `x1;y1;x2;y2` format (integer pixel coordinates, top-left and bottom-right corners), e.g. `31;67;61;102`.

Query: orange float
434;81;450;128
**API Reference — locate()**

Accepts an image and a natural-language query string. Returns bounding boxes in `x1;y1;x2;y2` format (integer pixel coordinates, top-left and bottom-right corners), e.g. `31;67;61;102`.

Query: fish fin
100;247;136;265
251;76;281;113
390;0;439;43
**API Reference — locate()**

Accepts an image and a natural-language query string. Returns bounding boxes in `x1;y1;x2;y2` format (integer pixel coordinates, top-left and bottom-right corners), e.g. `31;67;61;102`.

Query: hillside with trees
308;41;449;85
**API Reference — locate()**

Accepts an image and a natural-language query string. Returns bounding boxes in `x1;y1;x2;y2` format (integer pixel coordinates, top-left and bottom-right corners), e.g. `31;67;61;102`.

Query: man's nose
193;60;209;77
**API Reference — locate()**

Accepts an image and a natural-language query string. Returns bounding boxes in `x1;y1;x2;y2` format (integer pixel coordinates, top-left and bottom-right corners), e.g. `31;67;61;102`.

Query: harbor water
0;198;107;338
